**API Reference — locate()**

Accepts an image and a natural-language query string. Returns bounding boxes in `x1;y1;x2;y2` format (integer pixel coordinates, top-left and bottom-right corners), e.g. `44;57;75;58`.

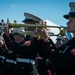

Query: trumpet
6;19;67;28
7;22;67;29
2;19;67;36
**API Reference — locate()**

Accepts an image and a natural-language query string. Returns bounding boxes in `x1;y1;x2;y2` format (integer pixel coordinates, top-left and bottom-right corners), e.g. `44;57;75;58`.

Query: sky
0;0;75;26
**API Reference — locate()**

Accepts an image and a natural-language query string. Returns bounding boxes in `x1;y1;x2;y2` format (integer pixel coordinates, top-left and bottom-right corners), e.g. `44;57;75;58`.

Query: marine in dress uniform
3;31;24;75
3;34;17;75
22;13;53;75
41;2;75;75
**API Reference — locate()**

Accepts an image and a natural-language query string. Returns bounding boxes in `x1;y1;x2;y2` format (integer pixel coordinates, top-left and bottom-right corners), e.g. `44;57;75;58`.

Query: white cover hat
22;12;42;23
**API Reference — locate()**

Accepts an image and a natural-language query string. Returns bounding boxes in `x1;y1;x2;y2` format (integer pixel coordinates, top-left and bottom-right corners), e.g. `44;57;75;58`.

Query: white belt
17;58;35;64
37;57;43;59
0;55;5;59
6;59;16;64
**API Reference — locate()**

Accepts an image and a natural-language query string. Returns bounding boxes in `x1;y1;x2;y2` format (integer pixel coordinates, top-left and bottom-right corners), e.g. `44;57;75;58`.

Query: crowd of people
0;19;18;36
0;1;75;75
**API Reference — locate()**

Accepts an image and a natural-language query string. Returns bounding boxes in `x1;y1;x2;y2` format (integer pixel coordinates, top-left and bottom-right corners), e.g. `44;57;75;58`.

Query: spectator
0;19;5;26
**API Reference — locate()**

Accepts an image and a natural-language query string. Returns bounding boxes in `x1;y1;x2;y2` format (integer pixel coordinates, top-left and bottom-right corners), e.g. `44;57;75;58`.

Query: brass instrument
4;19;67;36
7;22;67;29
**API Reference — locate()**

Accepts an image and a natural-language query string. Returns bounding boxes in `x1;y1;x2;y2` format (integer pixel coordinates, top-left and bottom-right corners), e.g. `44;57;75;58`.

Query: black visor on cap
63;12;75;19
22;19;38;23
22;19;34;22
